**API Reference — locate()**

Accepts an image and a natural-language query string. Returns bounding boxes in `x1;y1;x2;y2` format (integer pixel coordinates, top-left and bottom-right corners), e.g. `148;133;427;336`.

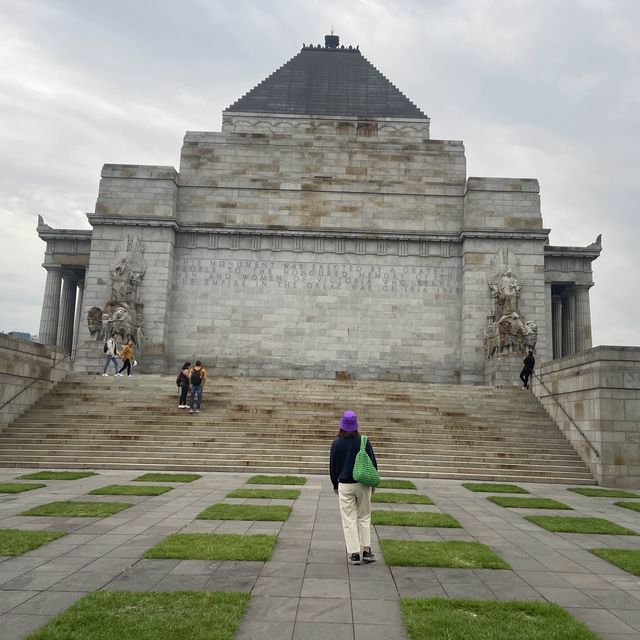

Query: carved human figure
498;270;520;316
87;307;103;338
111;257;133;301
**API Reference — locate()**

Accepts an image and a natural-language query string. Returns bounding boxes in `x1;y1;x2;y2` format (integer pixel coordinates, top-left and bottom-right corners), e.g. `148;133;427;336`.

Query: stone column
574;285;592;353
57;274;78;353
561;290;576;357
71;279;85;360
552;295;562;359
38;266;63;346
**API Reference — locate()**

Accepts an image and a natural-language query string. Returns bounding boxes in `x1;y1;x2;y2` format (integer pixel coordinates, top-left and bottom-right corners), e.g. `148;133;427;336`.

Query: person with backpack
330;410;378;565
101;334;119;376
188;360;207;414
176;361;191;409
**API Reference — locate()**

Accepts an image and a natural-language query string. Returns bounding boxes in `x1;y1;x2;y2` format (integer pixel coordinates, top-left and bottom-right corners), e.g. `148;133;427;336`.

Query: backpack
103;342;108;353
190;368;203;386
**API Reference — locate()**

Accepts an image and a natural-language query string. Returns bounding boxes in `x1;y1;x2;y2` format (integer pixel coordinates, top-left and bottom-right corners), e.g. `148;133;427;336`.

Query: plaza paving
1;469;640;639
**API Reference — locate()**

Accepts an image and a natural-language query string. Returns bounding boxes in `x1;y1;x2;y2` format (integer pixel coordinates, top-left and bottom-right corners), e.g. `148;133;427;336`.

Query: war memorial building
36;34;601;385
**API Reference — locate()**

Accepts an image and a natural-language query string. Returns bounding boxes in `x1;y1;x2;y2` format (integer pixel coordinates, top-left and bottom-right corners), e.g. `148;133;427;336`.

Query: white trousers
338;482;372;554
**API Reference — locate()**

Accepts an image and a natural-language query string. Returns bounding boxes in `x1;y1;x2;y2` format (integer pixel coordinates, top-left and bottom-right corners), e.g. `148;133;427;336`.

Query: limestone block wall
459;178;547;383
165;238;463;382
0;334;69;432
533;346;640;487
74;164;179;372
177;129;466;233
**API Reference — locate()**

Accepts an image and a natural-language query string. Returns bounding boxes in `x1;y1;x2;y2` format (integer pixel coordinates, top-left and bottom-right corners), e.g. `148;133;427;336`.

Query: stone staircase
0;374;594;484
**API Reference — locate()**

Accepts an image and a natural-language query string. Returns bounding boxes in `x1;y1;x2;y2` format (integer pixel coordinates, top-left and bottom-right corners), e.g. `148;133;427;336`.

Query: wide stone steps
0;374;594;483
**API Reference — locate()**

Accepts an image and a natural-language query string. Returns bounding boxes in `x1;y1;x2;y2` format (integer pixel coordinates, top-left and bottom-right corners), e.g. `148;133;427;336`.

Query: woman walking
116;340;135;377
329;410;378;565
176;361;191;409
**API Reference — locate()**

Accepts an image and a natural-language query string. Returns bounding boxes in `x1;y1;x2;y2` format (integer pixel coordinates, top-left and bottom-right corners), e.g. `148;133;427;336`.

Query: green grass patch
20;501;132;518
133;473;201;483
372;511;461;528
246;475;306;485
462;483;529;494
569;487;640;498
591;548;640;576
380;540;509;569
144;533;277;561
488;496;572;510
615;501;640;513
196;503;291;521
0;529;66;556
400;597;599;640
227;488;300;500
0;482;46;493
525;515;638;535
372;492;433;504
88;484;173;497
17;471;97;481
379;479;417;490
26;590;250;640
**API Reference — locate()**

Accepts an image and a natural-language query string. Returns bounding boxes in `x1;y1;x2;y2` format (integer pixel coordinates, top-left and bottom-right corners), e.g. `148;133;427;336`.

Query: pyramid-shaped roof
226;38;427;119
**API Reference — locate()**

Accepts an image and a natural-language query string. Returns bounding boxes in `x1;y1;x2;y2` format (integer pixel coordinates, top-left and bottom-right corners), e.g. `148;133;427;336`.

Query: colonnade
37;266;85;357
551;284;592;359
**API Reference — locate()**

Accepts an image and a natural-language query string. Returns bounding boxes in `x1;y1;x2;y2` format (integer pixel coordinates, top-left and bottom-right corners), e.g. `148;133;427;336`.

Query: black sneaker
348;553;361;565
362;549;376;563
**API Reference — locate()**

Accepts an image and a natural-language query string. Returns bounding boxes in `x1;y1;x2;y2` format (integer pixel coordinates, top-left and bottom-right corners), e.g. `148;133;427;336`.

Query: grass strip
196;503;291;521
20;501;132;518
372;492;433;504
525;515;638;535
133;473;201;483
372;511;461;528
26;590;250;640
89;484;173;497
401;597;599;640
246;475;306;485
591;548;640;576
144;532;277;561
462;483;529;494
615;501;640;513
0;483;46;493
0;529;66;556
17;471;97;481
379;479;417;490
227;488;300;500
380;540;509;569
568;487;640;498
488;496;572;510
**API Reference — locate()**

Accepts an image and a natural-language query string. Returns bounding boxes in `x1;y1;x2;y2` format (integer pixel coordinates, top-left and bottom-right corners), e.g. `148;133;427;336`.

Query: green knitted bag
352;435;380;487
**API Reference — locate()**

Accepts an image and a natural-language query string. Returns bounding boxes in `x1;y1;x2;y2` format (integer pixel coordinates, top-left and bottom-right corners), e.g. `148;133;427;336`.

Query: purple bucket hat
340;411;359;432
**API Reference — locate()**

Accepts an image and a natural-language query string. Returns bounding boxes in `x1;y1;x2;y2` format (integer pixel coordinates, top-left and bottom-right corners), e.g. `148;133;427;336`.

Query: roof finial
325;31;339;48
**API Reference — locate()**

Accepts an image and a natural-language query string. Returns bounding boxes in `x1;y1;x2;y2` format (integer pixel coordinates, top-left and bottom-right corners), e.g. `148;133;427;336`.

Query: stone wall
0;334;69;432
166;239;462;382
533;346;640;487
178;127;466;233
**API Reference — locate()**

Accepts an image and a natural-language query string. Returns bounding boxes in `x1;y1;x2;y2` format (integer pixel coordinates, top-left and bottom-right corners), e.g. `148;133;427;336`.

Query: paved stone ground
1;470;640;639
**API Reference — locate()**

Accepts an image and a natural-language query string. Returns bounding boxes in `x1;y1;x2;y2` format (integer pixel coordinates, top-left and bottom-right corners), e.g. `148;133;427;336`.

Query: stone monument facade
35;35;601;383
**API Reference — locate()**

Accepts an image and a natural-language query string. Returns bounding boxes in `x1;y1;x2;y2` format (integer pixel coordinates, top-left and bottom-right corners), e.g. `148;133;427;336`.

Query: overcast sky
0;0;638;347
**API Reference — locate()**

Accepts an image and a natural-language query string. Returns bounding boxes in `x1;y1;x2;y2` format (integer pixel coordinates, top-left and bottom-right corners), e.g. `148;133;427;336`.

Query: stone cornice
178;224;459;243
87;214;179;230
545;244;602;260
460;228;550;241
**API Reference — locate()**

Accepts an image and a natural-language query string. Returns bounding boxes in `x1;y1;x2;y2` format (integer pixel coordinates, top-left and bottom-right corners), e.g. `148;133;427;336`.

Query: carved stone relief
87;236;146;345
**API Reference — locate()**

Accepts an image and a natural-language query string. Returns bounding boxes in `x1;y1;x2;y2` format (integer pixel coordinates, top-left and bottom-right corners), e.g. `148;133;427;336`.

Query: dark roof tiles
227;47;426;119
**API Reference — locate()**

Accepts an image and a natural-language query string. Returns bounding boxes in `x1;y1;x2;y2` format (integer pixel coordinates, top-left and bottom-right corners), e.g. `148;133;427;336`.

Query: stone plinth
484;352;525;387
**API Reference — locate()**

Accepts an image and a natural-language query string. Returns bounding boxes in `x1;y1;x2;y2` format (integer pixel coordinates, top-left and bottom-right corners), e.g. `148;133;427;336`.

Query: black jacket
522;355;535;371
329;433;378;490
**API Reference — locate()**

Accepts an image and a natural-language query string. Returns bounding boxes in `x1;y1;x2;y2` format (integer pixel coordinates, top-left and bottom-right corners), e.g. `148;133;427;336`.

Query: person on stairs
520;350;535;389
116;340;135;377
176;361;191;408
101;334;119;376
189;360;207;414
330;410;377;565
